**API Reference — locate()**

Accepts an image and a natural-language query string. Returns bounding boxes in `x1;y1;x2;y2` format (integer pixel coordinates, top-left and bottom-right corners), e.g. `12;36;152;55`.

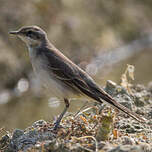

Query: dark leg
54;98;70;130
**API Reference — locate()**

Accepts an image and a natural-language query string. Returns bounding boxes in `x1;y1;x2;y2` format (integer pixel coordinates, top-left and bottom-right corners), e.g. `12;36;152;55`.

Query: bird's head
9;26;47;47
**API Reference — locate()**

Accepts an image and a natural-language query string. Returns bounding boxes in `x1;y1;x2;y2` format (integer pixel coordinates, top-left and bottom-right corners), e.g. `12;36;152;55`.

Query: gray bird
9;26;145;129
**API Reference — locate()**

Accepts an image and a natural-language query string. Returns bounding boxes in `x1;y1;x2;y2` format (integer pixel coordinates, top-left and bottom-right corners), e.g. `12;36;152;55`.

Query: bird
9;25;145;129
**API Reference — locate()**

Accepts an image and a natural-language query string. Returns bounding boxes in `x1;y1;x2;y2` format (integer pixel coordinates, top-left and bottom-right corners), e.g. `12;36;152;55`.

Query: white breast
28;47;75;99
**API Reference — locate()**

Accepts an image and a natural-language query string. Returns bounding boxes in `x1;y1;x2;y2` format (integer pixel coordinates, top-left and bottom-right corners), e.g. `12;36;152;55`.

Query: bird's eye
26;31;33;37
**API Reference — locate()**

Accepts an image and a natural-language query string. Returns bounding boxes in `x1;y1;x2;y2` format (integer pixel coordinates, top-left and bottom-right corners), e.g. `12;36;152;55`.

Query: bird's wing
43;47;102;100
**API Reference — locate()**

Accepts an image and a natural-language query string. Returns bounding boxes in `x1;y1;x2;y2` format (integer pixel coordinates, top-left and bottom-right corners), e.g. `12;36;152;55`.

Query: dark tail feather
98;90;146;123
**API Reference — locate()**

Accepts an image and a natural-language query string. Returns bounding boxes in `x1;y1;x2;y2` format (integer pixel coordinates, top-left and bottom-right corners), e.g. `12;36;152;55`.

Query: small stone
32;120;47;128
134;84;145;92
120;123;131;130
134;96;145;107
116;86;128;94
126;127;136;133
114;94;133;110
28;130;38;137
12;129;24;140
122;136;134;145
136;108;145;115
134;125;142;130
118;99;132;110
105;80;117;95
0;134;10;149
109;145;143;152
44;140;57;150
148;109;152;118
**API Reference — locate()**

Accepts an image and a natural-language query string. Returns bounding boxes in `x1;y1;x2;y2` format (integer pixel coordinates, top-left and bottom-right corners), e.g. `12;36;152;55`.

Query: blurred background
0;0;152;130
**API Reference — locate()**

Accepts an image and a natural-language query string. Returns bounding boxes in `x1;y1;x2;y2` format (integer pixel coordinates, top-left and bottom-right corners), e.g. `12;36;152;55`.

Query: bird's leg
54;98;70;130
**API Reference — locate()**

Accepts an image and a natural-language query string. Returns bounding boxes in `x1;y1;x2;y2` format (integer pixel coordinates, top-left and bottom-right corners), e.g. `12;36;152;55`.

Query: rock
2;120;56;152
108;144;152;152
12;129;24;140
115;94;132;110
134;84;145;92
32;120;47;128
0;134;10;150
133;85;151;106
122;136;134;145
105;80;117;95
134;95;145;107
108;145;141;152
105;80;128;96
120;123;131;130
136;107;145;115
126;127;136;134
148;109;152;118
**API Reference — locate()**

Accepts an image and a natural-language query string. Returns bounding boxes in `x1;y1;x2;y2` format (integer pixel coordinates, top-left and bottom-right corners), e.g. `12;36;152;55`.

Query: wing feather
43;48;102;100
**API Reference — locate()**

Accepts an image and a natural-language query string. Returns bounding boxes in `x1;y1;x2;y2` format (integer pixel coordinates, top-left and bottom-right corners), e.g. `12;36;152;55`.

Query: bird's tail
98;89;146;123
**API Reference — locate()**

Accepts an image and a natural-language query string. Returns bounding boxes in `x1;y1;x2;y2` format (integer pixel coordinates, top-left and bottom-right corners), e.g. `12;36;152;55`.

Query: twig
72;136;98;152
74;107;93;118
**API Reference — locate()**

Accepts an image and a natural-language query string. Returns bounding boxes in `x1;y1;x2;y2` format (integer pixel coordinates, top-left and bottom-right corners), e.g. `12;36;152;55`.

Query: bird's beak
9;30;20;35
